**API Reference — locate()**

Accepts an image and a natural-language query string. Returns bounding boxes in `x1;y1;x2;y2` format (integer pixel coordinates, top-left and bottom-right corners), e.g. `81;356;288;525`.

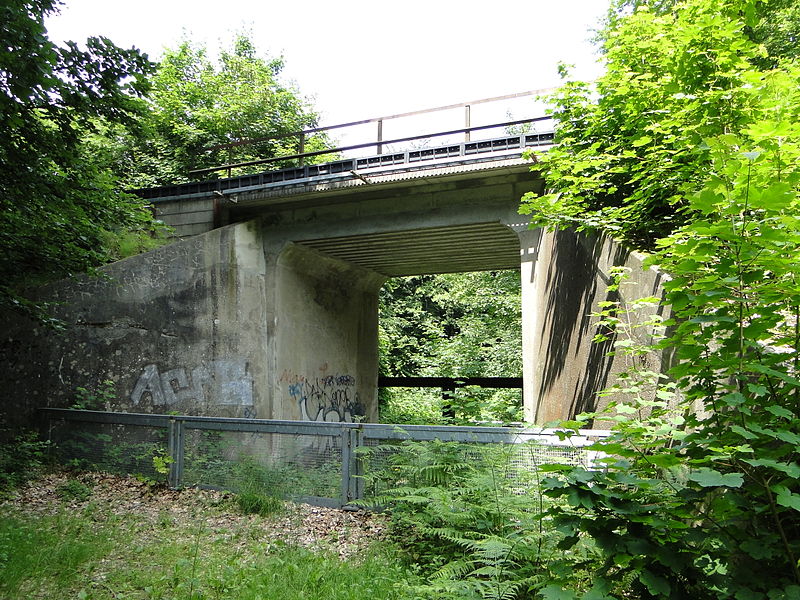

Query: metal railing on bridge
133;90;555;201
191;88;557;178
41;408;609;509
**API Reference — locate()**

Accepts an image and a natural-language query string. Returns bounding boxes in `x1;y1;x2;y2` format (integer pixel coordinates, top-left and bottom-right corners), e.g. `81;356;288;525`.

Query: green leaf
647;453;681;468
541;584;579;600
735;587;764;600
688;468;744;488
740;539;776;561
743;459;800;478
774;430;800;445
765;405;795;420
581;579;614;600
539;463;576;473
639;570;670;597
747;383;768;397
775;487;800;512
730;425;757;440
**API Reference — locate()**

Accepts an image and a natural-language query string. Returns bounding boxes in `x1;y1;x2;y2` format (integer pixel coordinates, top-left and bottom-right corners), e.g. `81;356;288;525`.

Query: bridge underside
0;152;667;428
297;222;521;276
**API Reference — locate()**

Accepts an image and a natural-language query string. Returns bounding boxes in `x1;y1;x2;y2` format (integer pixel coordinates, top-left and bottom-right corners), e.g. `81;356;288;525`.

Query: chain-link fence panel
180;427;343;502
47;417;168;483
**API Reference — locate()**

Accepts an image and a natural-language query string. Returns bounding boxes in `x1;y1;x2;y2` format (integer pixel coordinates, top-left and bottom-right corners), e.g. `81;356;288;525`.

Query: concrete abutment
0;164;667;428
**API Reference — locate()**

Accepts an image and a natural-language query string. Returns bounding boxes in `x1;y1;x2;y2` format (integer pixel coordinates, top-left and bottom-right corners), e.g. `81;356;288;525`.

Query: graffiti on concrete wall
131;359;254;409
280;369;361;423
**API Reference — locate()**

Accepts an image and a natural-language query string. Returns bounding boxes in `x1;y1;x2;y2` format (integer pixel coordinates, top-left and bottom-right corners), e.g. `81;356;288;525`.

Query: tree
379;271;523;424
521;0;799;251
118;34;331;188
525;0;800;596
748;0;800;68
0;0;158;318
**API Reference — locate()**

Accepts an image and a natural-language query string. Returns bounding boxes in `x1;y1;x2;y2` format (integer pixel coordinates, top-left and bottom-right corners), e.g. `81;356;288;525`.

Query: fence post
298;132;306;166
167;418;184;489
340;426;352;507
348;427;363;502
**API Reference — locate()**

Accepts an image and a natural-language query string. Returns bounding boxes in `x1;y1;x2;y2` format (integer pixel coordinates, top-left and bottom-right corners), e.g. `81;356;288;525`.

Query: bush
358;439;597;598
56;479;93;503
0;428;50;492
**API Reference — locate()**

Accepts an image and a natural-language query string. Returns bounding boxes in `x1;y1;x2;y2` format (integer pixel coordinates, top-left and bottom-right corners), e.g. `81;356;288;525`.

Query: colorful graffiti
280;370;361;422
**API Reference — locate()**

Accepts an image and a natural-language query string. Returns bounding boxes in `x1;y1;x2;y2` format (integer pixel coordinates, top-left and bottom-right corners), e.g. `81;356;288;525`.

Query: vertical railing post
465;104;471;142
348;427;362;502
377;119;383;155
340;426;352;507
298;131;306;166
167;418;184;489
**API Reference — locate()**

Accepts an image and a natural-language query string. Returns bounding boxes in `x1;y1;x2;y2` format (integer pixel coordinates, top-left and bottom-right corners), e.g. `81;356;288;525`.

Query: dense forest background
378;271;522;425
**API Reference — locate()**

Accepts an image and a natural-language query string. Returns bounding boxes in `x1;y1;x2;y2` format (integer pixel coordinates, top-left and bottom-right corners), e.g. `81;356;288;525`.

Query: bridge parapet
135;132;553;203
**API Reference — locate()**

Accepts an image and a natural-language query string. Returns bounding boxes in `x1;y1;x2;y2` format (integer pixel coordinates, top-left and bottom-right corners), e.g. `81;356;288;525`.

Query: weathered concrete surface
1;223;269;427
0;221;390;429
518;228;668;424
271;244;385;422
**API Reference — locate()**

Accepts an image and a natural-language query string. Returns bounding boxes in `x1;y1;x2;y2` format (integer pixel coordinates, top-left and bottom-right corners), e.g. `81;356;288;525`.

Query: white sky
46;0;606;151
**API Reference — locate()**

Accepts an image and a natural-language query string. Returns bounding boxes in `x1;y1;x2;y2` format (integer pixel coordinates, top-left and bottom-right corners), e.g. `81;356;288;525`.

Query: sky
46;0;607;151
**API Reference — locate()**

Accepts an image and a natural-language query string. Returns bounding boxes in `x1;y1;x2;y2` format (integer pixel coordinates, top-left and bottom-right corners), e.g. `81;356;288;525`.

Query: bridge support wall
0;223;384;428
517;227;667;423
1;223;269;426
271;243;385;423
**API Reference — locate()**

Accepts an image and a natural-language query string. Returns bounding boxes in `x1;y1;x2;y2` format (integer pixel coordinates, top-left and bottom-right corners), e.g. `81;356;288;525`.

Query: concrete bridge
0;102;665;427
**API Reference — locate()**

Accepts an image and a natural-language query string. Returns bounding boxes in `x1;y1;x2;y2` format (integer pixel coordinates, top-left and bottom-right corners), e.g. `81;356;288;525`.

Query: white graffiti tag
130;359;253;407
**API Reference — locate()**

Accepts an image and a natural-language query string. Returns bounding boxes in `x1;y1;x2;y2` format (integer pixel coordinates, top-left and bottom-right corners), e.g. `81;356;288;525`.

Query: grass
0;476;417;600
0;511;111;596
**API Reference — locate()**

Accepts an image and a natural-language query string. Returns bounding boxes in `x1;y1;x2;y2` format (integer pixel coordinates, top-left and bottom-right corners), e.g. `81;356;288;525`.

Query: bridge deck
134;132;553;202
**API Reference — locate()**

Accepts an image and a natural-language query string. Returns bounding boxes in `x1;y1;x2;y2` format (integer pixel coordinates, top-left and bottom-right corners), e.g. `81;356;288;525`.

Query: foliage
228;454;288;515
746;0;800;68
0;427;51;492
525;1;800;597
0;0;164;316
379;271;523;424
179;431;342;500
57;427;169;483
521;0;776;250
72;379;116;410
117;33;332;187
357;439;598;599
55;478;93;503
378;388;448;425
236;490;285;517
151;448;174;480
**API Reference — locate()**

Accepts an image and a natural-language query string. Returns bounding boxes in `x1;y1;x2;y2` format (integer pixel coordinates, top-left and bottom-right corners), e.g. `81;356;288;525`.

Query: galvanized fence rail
41;408;610;509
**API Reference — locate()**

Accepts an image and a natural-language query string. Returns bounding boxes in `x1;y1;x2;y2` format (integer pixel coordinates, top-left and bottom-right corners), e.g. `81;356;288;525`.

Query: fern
357;439;598;598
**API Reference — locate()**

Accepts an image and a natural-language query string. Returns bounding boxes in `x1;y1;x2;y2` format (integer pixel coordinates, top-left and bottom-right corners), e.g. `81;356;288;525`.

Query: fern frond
431;558;477;581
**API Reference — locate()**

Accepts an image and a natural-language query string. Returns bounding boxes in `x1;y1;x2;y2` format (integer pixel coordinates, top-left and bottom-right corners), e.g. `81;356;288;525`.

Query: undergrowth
357;439;599;599
0;426;50;493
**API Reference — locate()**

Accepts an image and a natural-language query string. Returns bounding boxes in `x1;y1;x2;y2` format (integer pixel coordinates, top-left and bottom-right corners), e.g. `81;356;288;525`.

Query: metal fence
41;409;610;508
